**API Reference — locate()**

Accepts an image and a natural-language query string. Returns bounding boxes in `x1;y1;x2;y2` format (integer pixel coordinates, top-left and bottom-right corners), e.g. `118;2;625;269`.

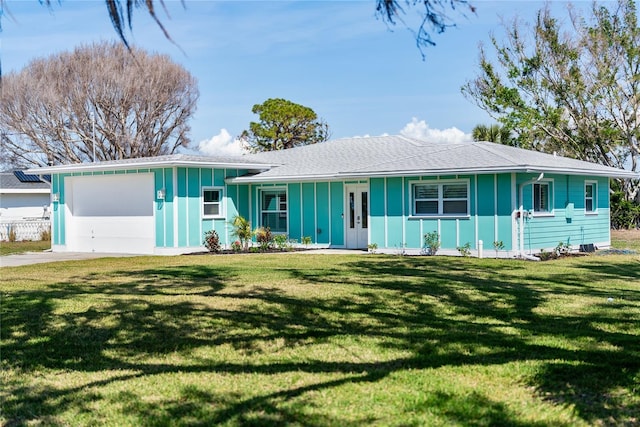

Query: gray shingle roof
235;135;637;181
0;172;50;191
23;136;638;181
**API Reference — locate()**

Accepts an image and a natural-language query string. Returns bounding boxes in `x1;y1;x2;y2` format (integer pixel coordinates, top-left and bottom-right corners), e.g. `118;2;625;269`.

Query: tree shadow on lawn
2;257;639;426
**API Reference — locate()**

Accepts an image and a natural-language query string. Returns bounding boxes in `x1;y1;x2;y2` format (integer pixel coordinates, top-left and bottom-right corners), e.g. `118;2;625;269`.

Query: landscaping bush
254;226;273;251
423;231;440;255
203;229;222;253
231;215;252;250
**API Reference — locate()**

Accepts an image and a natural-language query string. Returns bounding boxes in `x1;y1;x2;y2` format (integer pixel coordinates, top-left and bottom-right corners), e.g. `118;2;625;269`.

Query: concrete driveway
0;251;138;267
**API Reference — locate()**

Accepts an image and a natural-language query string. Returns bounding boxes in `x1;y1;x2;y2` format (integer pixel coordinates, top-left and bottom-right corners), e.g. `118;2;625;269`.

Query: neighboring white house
0;171;51;220
0;171;51;241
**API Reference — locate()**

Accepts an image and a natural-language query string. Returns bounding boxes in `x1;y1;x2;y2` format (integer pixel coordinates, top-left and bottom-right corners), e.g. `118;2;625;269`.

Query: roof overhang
226;165;638;184
0;188;50;194
26;159;273;175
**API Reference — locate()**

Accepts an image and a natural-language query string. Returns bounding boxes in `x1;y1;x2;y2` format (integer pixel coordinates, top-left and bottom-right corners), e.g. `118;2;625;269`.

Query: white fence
0;220;51;241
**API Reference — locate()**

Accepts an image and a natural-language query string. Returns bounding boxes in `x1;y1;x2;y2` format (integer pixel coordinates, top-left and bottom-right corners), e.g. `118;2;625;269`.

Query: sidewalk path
0;251;138;267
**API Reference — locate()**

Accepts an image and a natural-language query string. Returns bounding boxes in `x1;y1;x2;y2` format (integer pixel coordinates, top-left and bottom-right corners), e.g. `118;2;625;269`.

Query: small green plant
301;236;312;247
254;226;273;251
423;231;440;256
231;240;242;252
493;240;504;257
230;215;252;250
555;241;570;256
538;248;554;261
203;229;222;253
40;226;51;242
457;242;471;257
367;243;378;254
273;234;290;251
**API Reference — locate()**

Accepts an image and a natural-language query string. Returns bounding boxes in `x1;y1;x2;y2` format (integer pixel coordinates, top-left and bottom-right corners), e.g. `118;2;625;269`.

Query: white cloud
400;118;472;143
197;129;247;156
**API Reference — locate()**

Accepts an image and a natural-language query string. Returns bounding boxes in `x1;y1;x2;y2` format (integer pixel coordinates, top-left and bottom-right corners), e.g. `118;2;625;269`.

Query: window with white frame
260;189;287;233
202;187;223;218
585;181;597;213
533;182;551;213
412;181;469;216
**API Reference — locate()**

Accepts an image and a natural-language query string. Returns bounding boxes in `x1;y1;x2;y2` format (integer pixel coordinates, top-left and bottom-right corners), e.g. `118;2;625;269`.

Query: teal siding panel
496;174;513;250
53;174;63;245
59;174;67;246
440;220;457;249
477;175;494;216
458;219;476;248
201;168;213;188
404;178;421;248
302;183;316;241
386;178;403;247
598;177;610;209
404;221;421;248
330;182;344;246
386;178;403;216
154;169;165;247
288;183;302;240
315;182;330;244
176;167;188;247
226;185;239;219
163;168;174;247
369;178;385;247
214;169;225;186
519;174;611;251
187;168;201;247
476;175;495;248
236;185;249;219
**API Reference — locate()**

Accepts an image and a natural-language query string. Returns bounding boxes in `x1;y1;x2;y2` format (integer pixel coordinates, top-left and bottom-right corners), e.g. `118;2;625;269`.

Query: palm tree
472;124;515;146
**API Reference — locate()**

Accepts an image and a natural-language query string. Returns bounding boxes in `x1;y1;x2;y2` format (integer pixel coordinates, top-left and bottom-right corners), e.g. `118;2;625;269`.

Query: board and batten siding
51;167;247;252
174;167;247;249
248;181;345;246
369;174;514;253
517;174;611;252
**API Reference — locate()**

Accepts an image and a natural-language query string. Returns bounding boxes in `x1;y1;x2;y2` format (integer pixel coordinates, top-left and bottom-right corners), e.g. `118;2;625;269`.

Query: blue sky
2;0;571;155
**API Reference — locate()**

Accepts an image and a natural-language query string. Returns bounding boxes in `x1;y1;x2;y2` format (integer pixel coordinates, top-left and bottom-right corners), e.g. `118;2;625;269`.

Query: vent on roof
14;171;45;183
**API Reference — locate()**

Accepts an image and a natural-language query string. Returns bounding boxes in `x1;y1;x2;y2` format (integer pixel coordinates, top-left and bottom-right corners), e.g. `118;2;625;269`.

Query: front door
345;184;368;249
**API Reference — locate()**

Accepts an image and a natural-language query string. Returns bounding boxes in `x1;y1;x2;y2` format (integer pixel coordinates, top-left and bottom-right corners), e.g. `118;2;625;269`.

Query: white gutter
26;160;272;175
0;188;50;194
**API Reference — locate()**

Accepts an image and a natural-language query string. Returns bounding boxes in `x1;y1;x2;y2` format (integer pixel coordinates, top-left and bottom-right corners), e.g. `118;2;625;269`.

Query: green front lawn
1;252;639;426
0;240;51;256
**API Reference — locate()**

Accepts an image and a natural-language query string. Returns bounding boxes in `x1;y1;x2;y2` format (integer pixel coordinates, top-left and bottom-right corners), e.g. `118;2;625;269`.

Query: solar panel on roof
14;170;44;183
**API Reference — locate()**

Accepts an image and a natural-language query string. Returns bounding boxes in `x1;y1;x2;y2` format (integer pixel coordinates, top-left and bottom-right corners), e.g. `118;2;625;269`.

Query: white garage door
66;173;155;254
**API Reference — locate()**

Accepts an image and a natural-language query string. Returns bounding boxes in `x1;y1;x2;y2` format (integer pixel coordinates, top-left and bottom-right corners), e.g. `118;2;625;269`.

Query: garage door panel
66;173;155;254
71;216;154;253
72;174;153;217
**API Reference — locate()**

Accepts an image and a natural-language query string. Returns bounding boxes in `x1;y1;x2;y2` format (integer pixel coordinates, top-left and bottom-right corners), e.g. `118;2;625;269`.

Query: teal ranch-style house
27;135;637;257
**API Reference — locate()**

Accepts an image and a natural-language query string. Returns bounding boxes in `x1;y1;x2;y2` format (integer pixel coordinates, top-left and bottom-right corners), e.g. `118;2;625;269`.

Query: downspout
518;173;544;260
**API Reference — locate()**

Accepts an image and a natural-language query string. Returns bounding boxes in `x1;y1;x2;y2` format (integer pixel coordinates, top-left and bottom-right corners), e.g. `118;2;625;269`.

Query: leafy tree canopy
462;0;640;202
240;98;330;152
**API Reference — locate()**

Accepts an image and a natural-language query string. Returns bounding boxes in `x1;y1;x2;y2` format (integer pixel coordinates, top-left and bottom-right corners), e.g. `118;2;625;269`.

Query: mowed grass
1;253;639;425
0;239;50;256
